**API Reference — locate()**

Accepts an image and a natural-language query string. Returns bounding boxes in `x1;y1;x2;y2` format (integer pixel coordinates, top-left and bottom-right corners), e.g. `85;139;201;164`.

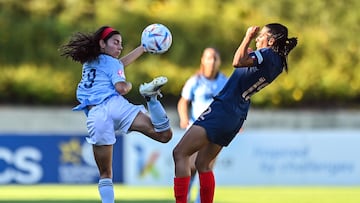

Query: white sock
98;178;114;203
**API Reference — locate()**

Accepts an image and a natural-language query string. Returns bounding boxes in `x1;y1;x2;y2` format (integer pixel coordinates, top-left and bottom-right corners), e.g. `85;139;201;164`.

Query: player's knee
172;146;183;162
157;130;172;143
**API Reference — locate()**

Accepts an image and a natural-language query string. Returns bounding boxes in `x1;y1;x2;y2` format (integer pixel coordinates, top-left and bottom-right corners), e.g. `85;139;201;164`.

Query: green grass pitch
0;185;359;203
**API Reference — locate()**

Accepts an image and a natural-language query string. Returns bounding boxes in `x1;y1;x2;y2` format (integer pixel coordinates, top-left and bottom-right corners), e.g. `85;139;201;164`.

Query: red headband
100;27;115;40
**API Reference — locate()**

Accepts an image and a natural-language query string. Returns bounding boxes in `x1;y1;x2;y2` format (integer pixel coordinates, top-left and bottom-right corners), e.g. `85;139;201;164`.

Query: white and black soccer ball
141;23;172;54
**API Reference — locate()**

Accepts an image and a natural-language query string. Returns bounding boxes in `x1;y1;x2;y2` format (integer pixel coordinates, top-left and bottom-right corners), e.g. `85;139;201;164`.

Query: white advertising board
124;129;360;186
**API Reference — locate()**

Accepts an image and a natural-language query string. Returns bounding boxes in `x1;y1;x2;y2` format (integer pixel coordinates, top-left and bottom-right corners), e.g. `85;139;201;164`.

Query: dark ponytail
266;23;298;72
284;37;298;56
60;26;120;64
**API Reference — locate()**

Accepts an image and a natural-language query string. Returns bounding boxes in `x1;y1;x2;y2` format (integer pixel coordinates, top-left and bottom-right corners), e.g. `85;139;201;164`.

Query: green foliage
0;65;76;105
0;0;359;108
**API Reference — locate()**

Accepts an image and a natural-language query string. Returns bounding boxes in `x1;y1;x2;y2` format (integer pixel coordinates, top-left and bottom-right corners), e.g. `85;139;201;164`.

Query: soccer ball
141;23;172;54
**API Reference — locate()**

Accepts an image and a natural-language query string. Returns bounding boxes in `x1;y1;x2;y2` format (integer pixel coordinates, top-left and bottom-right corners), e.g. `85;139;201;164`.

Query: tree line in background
0;0;359;108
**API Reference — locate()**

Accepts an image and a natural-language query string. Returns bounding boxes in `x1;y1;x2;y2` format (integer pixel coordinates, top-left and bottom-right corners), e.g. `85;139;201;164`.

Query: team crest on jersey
118;69;126;78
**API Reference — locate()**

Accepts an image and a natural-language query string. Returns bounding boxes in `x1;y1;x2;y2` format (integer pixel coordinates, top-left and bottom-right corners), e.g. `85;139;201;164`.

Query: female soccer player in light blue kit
177;47;227;203
60;26;172;203
173;23;298;203
178;48;227;129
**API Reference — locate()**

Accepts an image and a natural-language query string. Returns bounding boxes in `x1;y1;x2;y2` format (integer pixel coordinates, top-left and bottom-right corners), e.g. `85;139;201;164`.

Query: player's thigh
130;112;172;143
174;125;209;158
129;112;153;132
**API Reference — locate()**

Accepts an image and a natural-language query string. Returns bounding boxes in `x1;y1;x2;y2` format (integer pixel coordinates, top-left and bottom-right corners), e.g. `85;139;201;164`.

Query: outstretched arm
119;45;145;67
232;26;259;68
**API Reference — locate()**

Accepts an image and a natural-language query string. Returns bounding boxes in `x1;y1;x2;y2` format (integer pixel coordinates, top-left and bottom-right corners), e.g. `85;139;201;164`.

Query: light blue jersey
181;73;227;122
73;54;126;111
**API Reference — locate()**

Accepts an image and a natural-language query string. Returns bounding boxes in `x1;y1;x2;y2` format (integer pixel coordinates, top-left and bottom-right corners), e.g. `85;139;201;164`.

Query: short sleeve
102;57;126;85
113;60;126;85
181;75;198;101
249;50;263;67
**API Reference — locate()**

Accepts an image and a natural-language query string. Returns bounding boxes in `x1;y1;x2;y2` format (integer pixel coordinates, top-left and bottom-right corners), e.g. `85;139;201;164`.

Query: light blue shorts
86;95;146;145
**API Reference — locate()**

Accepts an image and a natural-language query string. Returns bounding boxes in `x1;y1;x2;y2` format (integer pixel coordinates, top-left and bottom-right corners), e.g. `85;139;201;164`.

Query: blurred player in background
177;47;227;203
60;25;172;203
173;23;298;203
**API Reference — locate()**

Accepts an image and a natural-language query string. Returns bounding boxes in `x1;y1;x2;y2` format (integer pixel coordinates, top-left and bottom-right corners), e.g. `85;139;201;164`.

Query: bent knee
158;130;172;143
172;145;179;158
172;145;185;162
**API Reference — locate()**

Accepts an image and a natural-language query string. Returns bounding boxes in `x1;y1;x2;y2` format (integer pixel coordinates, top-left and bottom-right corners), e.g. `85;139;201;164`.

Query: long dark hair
266;23;297;72
60;26;120;64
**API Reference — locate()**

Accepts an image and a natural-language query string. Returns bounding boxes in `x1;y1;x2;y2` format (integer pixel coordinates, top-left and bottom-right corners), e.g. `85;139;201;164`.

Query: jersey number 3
84;69;96;88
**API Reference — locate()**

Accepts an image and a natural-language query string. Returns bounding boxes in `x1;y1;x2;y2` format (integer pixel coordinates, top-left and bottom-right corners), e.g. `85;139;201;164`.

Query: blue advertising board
0;134;123;184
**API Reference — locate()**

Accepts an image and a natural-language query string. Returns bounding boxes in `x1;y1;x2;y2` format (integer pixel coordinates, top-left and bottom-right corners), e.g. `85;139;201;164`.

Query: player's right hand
246;26;260;39
179;119;189;129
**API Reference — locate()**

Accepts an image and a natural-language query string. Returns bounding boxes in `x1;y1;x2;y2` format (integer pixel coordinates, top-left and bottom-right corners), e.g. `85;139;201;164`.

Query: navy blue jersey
214;47;283;118
194;47;283;146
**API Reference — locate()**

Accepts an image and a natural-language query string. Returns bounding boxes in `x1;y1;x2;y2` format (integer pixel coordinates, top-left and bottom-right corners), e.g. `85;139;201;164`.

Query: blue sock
147;96;170;132
187;175;196;202
194;189;201;203
98;178;114;203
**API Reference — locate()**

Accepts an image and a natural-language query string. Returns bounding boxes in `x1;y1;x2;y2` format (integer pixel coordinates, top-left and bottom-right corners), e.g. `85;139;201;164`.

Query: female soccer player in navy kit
173;23;297;203
60;26;172;203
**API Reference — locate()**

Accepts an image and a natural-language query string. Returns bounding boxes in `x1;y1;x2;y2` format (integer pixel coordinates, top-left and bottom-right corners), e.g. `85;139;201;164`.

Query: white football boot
139;76;168;98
